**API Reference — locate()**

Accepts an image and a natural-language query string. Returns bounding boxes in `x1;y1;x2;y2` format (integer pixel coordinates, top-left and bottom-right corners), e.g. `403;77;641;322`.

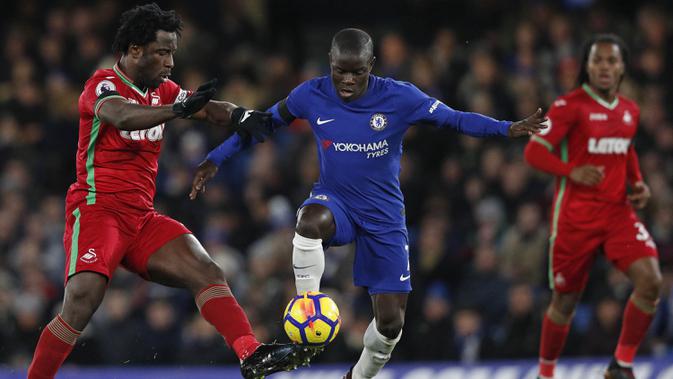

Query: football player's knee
295;217;322;239
551;294;579;318
201;261;227;285
64;285;103;316
376;316;404;339
636;275;662;302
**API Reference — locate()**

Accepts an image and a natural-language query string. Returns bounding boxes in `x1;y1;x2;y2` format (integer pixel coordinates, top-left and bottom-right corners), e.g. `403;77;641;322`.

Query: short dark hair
112;3;183;54
577;33;629;86
330;28;374;61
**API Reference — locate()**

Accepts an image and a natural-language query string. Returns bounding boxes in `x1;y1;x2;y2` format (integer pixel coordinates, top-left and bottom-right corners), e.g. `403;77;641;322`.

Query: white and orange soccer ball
283;291;341;345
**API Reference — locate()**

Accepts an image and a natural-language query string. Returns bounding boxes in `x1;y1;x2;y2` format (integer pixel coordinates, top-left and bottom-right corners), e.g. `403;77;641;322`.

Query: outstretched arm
403;83;546;137
189;98;293;199
97;79;217;130
202;100;290;165
191;100;237;126
97;98;177;131
191;99;272;134
443;107;547;137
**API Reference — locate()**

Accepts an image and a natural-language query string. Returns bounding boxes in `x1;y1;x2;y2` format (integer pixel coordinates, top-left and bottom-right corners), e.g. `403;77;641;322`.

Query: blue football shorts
301;186;411;294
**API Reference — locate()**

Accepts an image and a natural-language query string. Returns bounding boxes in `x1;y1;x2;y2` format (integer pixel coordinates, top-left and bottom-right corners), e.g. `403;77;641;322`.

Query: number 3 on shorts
634;222;655;247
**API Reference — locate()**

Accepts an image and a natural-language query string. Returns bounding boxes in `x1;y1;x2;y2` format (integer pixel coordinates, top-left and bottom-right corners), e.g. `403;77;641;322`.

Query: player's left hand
173;79;218;118
189;160;218;200
628;181;651;209
508;108;548;137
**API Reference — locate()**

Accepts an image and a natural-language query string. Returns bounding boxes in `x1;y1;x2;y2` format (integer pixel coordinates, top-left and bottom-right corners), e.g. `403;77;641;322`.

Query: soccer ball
283;291;341;345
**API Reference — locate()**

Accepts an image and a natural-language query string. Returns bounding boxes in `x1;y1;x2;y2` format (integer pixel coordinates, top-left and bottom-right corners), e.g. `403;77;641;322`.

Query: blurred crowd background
1;0;673;369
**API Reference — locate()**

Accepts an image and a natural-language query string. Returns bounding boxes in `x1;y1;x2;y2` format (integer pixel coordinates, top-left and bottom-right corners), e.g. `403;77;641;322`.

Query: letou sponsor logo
588;137;630;154
120;124;165;141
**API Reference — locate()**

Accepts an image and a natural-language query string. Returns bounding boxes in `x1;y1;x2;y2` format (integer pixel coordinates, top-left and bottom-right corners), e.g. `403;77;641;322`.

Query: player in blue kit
191;28;546;378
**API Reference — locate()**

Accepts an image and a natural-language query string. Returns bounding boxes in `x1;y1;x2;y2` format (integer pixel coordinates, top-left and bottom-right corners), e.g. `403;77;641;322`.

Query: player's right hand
231;107;274;143
190;159;218;200
628;181;651;209
173;79;218;118
569;165;604;186
508;108;548;137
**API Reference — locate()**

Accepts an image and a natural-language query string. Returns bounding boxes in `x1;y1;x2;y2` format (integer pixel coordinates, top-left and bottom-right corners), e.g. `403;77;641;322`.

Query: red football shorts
549;200;658;293
62;200;191;285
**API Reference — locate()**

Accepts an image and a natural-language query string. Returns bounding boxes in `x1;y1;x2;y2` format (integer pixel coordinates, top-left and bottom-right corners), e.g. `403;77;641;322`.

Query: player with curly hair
27;4;316;378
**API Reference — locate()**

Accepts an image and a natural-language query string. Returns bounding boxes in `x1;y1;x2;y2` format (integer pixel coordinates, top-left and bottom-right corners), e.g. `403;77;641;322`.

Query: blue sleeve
207;83;308;166
207;102;285;166
268;101;283;126
403;82;511;137
207;81;313;167
205;133;249;166
284;81;311;120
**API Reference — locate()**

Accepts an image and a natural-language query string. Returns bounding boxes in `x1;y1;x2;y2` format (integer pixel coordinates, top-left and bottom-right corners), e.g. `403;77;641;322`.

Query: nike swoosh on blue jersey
316;117;335;125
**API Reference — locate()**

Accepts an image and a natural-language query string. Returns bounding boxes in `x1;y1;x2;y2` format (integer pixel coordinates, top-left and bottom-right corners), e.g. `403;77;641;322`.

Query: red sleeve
627;105;643;184
159;79;190;104
79;76;126;118
524;138;574;176
523;96;577;177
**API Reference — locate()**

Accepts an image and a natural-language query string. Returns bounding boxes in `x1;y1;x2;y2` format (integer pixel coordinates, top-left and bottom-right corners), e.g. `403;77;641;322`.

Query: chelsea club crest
370;113;387;131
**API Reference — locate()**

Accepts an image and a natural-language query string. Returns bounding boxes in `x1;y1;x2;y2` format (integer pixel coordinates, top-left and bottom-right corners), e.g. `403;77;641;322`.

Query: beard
139;75;162;90
136;63;162;89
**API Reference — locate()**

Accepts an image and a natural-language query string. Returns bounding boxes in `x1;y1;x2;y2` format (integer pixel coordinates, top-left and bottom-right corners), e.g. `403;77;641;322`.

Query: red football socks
614;297;655;366
196;284;261;360
27;315;81;379
538;314;571;378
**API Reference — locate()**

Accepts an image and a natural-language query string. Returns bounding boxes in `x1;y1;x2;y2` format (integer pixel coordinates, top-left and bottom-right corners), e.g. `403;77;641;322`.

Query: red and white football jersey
531;84;641;203
67;62;188;210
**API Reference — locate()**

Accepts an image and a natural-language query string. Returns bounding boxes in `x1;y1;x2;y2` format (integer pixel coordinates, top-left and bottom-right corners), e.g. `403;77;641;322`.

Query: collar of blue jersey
113;62;149;98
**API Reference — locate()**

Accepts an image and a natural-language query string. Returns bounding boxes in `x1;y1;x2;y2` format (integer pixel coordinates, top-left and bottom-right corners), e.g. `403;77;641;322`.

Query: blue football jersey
269;75;510;225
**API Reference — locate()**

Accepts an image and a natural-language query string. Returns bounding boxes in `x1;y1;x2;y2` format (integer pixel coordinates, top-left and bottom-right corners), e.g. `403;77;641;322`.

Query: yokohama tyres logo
324;139;390;159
